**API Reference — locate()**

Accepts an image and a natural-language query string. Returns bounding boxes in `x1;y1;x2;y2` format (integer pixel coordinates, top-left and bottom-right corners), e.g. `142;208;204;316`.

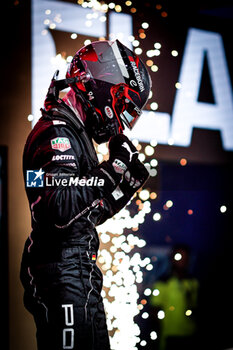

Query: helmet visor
120;97;142;129
79;40;127;86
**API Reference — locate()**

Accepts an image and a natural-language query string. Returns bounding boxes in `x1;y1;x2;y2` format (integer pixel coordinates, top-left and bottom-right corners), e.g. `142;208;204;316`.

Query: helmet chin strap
90;117;119;144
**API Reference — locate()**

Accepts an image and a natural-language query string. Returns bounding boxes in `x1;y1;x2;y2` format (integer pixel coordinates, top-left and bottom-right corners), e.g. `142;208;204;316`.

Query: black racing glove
120;159;149;196
106;158;150;215
108;134;139;175
91;134;139;196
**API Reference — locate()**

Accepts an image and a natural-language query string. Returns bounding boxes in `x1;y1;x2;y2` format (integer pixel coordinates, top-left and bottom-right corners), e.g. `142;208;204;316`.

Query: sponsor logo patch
51;137;71;152
112;158;127;174
52;120;66;125
112;186;124;200
52;154;75;161
122;142;138;162
104;106;114;119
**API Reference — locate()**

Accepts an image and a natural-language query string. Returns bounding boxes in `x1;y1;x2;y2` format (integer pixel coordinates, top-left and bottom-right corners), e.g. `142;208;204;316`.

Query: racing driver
20;39;151;350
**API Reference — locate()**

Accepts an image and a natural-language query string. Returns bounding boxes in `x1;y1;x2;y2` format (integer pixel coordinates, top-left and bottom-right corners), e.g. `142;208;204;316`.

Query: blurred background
0;0;233;349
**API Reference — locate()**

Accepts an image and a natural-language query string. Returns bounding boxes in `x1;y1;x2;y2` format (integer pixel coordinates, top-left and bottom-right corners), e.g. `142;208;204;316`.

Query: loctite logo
52;155;75;161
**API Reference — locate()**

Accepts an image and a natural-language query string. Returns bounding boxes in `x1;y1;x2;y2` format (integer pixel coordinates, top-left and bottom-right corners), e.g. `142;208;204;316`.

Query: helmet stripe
111;41;130;79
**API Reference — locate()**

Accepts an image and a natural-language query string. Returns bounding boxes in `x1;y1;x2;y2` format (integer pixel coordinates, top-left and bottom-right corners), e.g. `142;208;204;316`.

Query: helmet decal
79;45;98;62
128;55;145;93
104;106;114;119
111;40;130;79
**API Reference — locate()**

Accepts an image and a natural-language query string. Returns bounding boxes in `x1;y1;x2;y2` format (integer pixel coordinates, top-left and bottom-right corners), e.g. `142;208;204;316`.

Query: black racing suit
20;101;131;350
